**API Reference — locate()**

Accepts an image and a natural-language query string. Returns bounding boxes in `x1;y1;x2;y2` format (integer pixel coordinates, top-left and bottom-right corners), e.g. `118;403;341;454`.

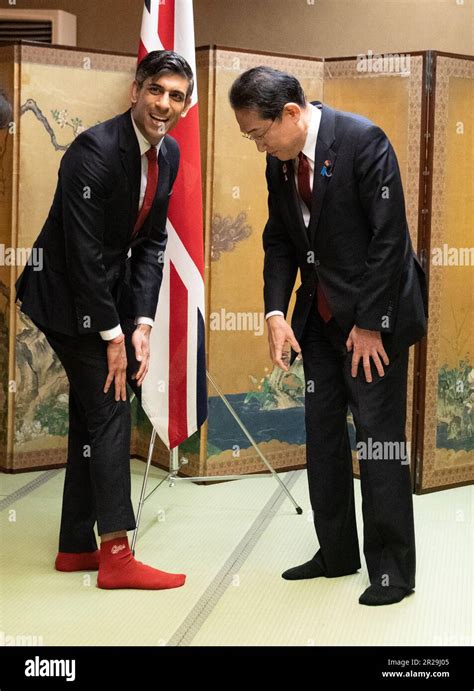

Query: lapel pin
321;159;333;177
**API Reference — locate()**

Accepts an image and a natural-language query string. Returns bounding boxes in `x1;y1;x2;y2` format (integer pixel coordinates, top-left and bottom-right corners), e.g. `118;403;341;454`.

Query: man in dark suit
16;51;192;590
230;67;428;606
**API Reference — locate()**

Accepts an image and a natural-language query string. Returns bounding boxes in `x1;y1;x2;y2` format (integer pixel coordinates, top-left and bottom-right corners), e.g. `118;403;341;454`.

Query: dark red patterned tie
297;152;332;323
132;145;159;239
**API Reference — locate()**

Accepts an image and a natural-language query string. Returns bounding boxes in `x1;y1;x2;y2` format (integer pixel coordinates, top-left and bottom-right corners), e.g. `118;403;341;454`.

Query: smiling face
234;103;309;161
131;72;191;145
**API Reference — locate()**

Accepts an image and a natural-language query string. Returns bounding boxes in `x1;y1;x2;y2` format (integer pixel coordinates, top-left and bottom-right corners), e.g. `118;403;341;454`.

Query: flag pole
131;1;301;551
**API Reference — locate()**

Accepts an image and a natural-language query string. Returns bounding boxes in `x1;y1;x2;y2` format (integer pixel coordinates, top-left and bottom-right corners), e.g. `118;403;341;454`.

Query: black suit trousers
300;304;416;590
32;317;141;552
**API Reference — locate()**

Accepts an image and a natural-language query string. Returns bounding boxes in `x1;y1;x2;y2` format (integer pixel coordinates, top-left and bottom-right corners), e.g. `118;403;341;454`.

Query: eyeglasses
242;119;275;142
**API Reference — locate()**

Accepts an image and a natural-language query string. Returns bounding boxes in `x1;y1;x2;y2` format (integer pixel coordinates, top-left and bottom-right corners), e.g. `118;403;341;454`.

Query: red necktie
132;145;159;239
297;152;332;323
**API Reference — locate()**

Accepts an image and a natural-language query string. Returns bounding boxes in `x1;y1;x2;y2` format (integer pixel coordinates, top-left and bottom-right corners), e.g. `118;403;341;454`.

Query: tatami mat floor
0;461;472;646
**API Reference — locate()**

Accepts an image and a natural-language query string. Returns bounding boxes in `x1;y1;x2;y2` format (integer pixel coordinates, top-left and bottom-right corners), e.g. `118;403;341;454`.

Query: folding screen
0;42;135;471
416;53;473;492
322;51;473;492
1;43;472;493
323;52;425;481
0;45;14;472
195;47;324;477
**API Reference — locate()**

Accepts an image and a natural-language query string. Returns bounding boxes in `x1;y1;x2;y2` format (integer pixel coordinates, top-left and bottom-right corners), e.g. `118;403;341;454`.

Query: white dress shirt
265;103;321;321
99;113;163;340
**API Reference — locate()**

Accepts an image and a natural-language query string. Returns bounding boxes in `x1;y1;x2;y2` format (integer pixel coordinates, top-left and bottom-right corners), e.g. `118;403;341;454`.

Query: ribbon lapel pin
320;159;333;178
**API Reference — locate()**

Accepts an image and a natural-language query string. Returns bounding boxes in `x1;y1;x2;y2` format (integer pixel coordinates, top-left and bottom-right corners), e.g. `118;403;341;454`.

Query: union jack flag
138;0;207;448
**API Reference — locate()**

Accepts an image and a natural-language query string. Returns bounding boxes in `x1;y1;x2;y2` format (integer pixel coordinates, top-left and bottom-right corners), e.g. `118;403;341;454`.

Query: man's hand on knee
104;334;128;401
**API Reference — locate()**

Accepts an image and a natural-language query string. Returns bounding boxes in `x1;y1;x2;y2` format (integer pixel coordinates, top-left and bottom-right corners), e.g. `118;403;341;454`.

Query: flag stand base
131;370;302;553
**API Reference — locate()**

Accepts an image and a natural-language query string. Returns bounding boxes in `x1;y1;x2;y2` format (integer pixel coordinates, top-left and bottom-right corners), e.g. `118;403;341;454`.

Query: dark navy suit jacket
263;101;428;357
16;109;179;336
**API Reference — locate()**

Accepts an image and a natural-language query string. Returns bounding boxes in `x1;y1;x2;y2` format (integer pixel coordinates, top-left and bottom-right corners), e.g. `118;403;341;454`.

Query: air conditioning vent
0;19;53;44
0;10;76;47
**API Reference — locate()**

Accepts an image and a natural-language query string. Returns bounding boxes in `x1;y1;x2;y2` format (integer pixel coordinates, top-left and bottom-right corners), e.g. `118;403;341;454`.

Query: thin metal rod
142;472;287;502
170;446;180;472
206;371;301;512
162;473;286;482
131;427;157;553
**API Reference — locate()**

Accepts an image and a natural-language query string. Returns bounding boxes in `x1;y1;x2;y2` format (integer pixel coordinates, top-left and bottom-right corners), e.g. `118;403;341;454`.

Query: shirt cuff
99;324;123;341
135;316;154;327
265;310;285;320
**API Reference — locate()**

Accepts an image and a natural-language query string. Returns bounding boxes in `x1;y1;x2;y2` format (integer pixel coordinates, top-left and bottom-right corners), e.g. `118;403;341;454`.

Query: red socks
55;539;186;590
55;550;100;572
97;537;186;590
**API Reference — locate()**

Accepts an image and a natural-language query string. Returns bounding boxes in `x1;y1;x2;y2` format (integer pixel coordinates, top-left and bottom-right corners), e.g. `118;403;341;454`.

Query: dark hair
135;50;194;99
229;66;306;120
